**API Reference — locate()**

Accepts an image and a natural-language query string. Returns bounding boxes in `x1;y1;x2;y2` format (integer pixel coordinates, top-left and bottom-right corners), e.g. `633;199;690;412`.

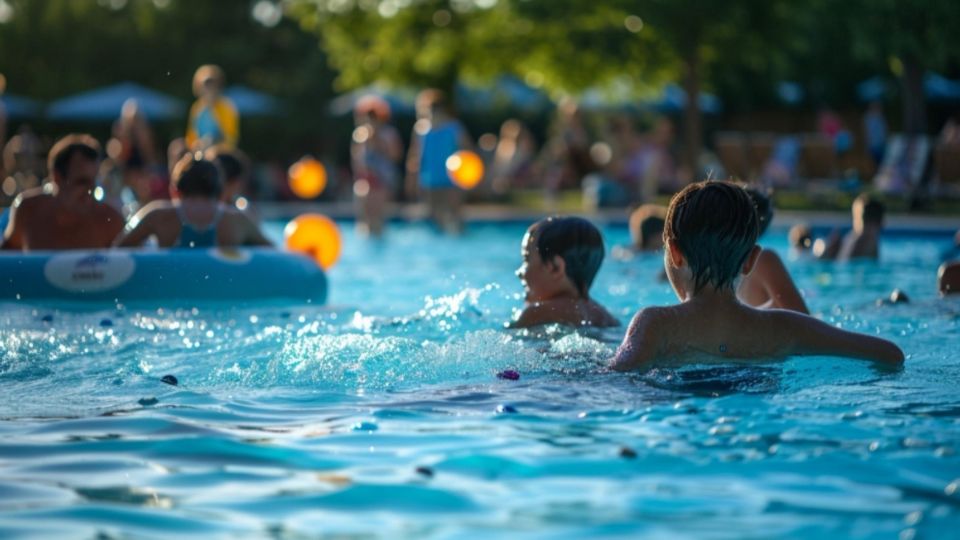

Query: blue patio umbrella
1;93;42;119
857;76;888;102
46;82;185;121
329;84;417;117
223;85;280;116
655;84;723;114
456;76;552;113
777;81;805;105
924;72;960;102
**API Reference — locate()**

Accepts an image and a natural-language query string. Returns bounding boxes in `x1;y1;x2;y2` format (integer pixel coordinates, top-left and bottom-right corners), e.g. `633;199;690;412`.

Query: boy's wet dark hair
745;187;774;236
664;181;759;293
629;205;666;250
172;154;222;198
855;193;885;225
532;216;605;297
48;134;101;178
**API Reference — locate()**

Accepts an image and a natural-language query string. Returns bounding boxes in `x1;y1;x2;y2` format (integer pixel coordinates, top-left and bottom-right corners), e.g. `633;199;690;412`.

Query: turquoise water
1;221;958;539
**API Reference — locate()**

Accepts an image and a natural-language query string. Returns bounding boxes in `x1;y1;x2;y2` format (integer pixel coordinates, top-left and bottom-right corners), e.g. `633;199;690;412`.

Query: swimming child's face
517;229;563;302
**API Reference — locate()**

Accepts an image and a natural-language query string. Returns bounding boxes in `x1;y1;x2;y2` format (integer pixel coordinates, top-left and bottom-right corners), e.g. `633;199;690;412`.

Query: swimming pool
1;220;958;539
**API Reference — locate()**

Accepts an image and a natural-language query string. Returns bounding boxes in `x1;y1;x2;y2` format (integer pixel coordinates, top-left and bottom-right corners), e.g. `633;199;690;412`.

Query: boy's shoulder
512;298;618;328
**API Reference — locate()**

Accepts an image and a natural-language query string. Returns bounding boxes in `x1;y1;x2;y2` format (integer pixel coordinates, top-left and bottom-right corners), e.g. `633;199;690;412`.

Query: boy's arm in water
114;207;159;247
610;308;663;371
0;196;26;250
241;213;273;247
755;249;809;314
781;310;904;364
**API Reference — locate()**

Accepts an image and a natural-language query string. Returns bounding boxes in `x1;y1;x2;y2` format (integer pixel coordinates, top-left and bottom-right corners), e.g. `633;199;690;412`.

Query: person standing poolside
611;181;903;371
115;155;270;249
185;65;239;151
510;216;619;328
2;134;123;251
737;188;808;313
352;96;403;237
406;89;472;234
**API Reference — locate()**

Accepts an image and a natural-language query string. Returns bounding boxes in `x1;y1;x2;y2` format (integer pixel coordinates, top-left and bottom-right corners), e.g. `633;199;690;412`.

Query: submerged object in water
0;248;327;304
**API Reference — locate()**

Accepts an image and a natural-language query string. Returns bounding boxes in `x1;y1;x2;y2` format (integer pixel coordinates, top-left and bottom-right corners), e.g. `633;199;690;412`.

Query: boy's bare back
612;300;903;370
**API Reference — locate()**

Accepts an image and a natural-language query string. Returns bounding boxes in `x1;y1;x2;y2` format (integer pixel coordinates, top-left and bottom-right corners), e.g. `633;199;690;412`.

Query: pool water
1;221;958;539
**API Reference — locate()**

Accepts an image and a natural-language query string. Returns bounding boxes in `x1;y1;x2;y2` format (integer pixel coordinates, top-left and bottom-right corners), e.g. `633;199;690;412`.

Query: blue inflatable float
0;249;327;304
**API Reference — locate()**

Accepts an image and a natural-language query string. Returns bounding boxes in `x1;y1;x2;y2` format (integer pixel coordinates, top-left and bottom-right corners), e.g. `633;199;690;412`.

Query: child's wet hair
745;187;773;236
629;205;666;249
531;216;605;297
172;154;222;198
664;181;759;293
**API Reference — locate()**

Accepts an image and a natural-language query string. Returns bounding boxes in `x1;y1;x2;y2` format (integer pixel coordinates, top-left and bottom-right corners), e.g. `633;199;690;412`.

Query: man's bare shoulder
12;187;54;210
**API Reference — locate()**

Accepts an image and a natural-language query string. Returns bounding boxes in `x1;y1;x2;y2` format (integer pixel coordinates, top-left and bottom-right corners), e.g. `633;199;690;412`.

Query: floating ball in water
161;375;179;386
497;369;520;381
99;318;113;327
284;214;342;270
288;157;327;199
445;150;484;190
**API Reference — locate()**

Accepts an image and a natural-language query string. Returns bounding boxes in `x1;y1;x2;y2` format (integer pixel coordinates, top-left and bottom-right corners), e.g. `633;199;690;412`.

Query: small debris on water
496;404;518;414
352;421;378;432
415;466;434;477
160;375;178;386
40;314;53;323
138;397;159;407
99;319;113;327
497;369;520;381
619;446;638;459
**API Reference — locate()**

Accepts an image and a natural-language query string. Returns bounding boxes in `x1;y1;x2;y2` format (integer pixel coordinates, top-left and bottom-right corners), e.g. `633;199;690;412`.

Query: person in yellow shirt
186;65;238;151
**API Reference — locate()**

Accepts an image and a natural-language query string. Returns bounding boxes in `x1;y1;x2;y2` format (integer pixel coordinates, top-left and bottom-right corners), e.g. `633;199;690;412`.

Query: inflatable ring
0;248;327;305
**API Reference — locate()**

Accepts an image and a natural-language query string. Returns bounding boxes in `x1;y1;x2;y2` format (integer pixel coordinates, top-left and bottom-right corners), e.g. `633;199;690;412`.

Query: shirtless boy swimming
611;181;903;371
511;216;619;328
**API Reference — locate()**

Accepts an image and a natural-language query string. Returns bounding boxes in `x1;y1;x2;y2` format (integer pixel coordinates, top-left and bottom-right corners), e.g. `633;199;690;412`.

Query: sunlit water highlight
0;221;958;539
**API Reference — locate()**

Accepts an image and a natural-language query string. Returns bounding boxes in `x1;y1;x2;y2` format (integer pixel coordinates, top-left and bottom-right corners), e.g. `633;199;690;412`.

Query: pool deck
257;202;960;232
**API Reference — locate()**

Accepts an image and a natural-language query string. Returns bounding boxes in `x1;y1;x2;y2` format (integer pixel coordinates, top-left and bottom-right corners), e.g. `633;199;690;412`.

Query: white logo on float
44;251;136;292
208;247;253;264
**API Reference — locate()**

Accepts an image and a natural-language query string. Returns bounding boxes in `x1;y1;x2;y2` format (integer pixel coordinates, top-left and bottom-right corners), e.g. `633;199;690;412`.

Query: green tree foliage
845;0;960;133
0;0;337;158
288;0;797;171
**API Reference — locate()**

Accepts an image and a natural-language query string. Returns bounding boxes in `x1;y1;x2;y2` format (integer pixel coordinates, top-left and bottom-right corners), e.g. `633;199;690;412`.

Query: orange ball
284;213;342;270
445;150;484;190
288;157;327;199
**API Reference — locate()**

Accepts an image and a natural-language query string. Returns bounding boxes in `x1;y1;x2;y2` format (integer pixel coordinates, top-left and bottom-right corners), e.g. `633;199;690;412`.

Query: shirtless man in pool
2;134;124;250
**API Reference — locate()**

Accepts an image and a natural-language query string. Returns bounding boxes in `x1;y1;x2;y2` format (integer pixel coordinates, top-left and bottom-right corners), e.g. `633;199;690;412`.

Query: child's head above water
519;216;605;301
629;204;666;251
171;153;222;199
664;181;759;293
